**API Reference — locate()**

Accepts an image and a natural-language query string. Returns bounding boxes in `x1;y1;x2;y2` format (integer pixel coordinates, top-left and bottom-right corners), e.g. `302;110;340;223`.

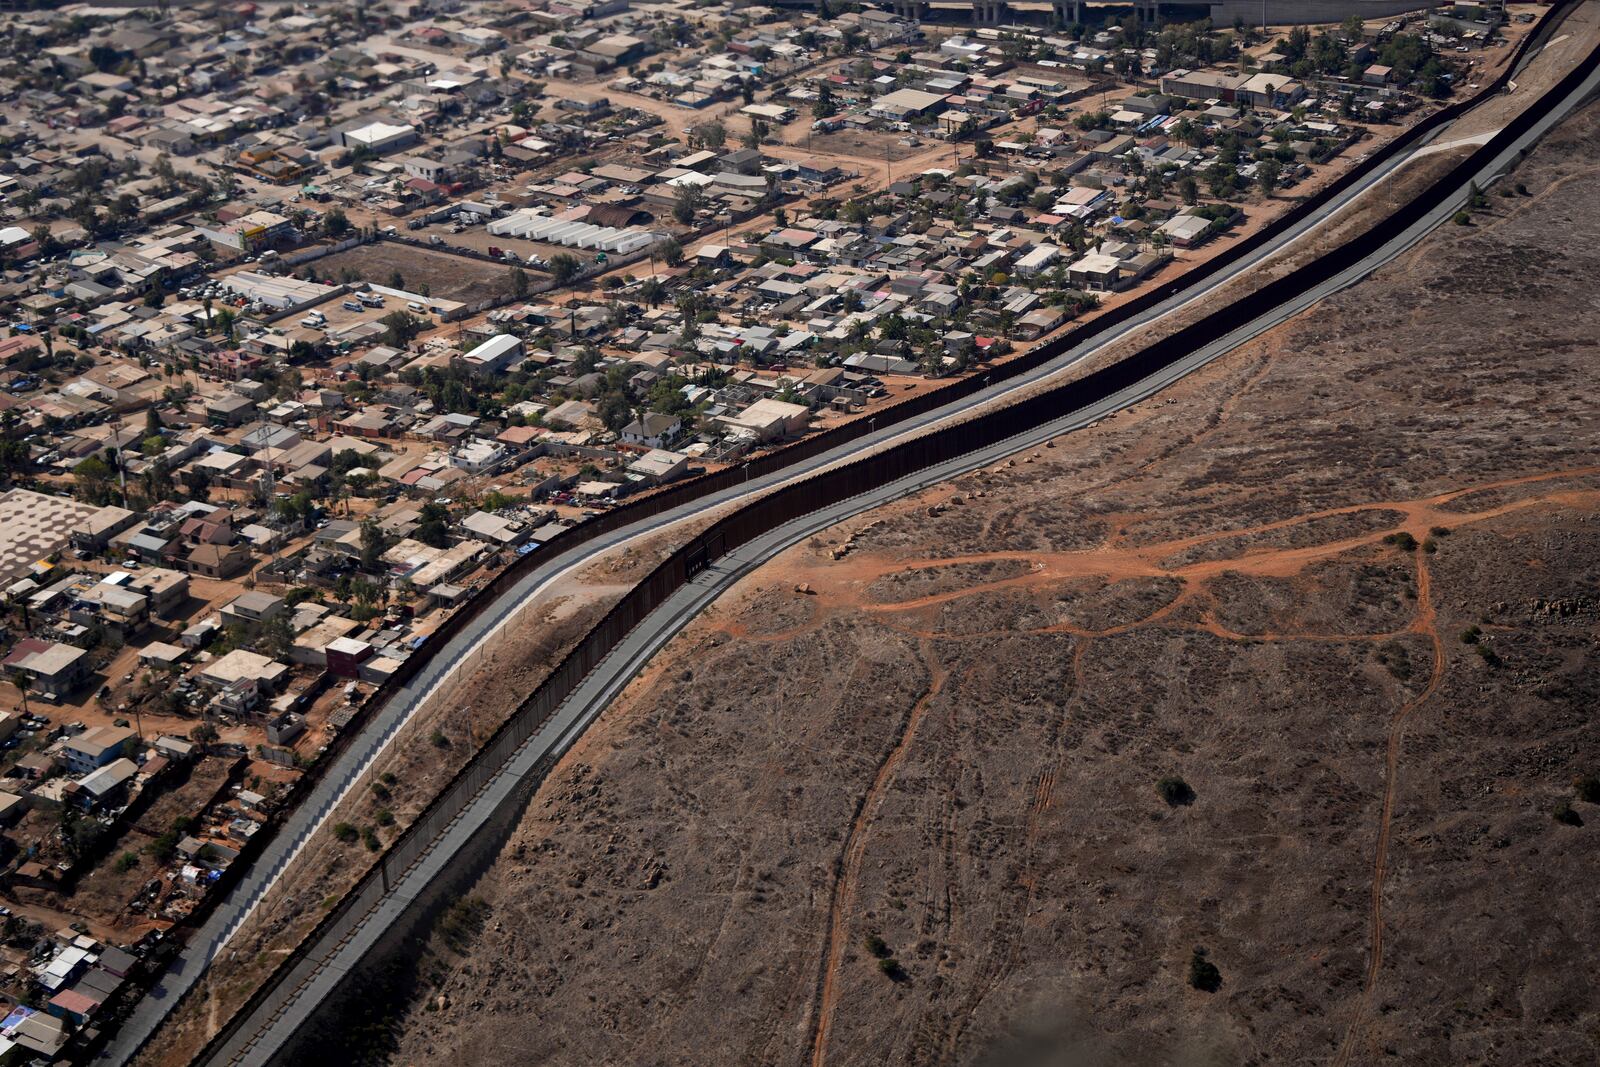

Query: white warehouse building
487;209;662;255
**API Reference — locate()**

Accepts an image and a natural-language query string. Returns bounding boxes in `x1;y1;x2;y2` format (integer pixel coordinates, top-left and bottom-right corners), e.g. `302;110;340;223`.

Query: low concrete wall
1208;0;1434;26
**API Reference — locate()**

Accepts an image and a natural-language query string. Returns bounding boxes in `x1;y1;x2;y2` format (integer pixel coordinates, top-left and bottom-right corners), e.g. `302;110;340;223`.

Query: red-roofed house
496;425;543;447
48;987;99;1025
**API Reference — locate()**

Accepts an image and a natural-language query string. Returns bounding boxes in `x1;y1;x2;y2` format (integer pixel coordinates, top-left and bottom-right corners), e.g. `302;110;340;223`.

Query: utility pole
113;415;128;509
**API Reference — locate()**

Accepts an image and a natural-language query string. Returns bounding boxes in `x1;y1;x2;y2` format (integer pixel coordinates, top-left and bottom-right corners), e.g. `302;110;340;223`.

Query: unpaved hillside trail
809;642;949;1067
778;467;1590;1067
1333;549;1448;1067
816;468;1600;621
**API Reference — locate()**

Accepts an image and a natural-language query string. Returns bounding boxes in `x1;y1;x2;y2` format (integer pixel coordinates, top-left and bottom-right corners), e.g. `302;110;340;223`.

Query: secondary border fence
119;6;1579;1063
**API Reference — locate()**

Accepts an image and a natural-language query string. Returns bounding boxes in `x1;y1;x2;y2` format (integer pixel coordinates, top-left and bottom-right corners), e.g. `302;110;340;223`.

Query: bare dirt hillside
378;101;1600;1067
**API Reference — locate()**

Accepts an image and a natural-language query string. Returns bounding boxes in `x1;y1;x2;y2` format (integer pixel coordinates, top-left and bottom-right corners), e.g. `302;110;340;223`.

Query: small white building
1014;244;1061;275
458;333;523;374
448;438;510;474
718;397;810;442
340;121;418;155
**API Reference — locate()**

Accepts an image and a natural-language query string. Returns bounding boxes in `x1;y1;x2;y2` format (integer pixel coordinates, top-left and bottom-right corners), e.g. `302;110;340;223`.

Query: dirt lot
804;126;944;164
408;218;601;276
307;242;518;305
376;95;1600;1067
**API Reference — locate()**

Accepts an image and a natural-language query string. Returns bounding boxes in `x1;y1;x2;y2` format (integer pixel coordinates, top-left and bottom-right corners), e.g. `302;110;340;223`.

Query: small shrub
146;831;179;862
380;772;398;786
114;852;139;873
438;897;491;953
1382;531;1418;551
1188;948;1222;992
362;827;381;851
1460;626;1481;645
1475;644;1502;669
1452;210;1471;226
1574;776;1600;804
864;934;890;959
1421;538;1437;554
1157;776;1195;807
430;729;449;748
375;808;395;827
1430;526;1452;538
1552;802;1581;827
333;822;359;844
371;782;391;801
878;958;907;982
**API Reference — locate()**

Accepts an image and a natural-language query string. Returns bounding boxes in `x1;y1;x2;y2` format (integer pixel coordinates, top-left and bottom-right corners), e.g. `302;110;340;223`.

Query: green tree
359;518;388;569
813;82;837;119
672;183;705;227
323;208;351;236
414;502;451;548
381;310;424;347
1256;158;1282;198
73;455;116;503
692;120;726;149
7;670;31;718
549;253;582;285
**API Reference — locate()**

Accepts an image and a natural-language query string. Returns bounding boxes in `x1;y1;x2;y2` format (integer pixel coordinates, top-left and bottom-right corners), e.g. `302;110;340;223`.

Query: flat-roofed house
199;649;290;692
3;639;90;701
61;726;135;775
1159;68;1246;103
1236;73;1305;110
717;397;811;442
870;87;949;121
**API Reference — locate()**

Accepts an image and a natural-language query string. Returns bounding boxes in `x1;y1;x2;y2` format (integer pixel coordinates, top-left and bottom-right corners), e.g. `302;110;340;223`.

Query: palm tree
7;669;31;718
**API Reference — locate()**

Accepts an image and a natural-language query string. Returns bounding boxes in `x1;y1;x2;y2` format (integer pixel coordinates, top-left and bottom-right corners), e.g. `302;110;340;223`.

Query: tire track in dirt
938;636;1089;1065
1332;548;1448;1067
731;468;1589;1067
808;642;949;1067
